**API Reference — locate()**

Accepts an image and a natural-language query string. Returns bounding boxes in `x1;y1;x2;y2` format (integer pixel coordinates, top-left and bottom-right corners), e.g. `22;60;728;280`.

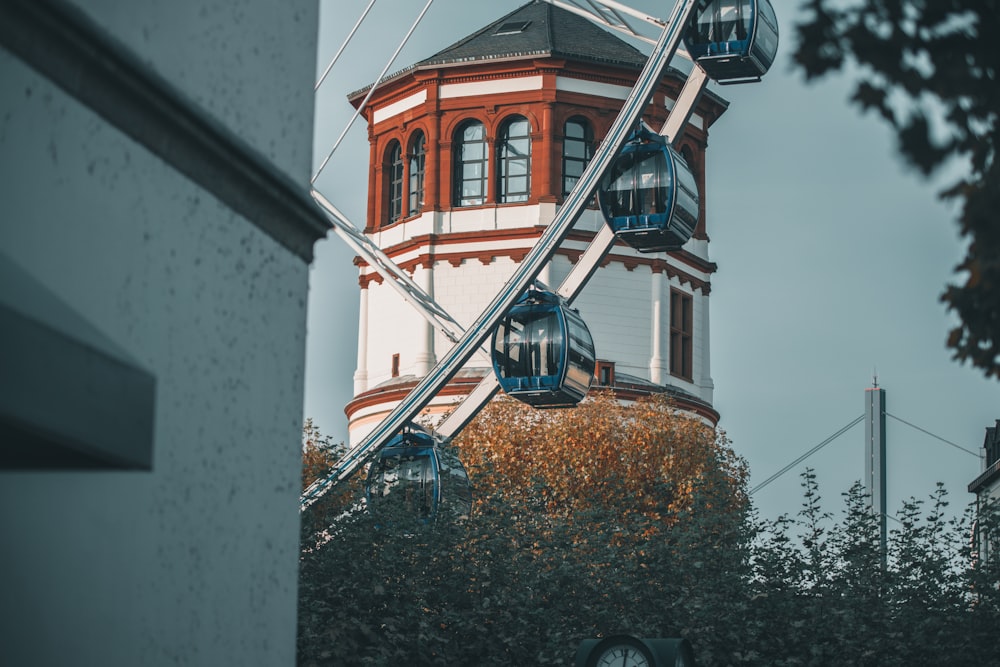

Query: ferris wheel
301;0;779;514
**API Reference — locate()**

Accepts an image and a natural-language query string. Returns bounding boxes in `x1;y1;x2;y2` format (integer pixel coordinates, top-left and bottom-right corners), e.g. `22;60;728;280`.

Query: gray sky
306;0;999;522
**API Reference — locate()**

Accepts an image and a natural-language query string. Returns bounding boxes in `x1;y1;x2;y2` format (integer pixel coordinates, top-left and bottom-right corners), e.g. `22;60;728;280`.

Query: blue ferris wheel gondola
492;287;596;409
365;426;471;522
597;126;700;253
683;0;779;85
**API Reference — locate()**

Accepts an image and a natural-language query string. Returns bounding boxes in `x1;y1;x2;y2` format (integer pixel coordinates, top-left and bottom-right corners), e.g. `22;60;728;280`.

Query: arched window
408;131;426;217
562;117;594;198
386;140;404;224
453;121;487;207
498;116;531;203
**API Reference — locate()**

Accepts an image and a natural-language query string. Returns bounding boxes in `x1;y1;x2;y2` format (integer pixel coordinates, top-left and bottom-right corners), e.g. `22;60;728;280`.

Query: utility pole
865;380;887;560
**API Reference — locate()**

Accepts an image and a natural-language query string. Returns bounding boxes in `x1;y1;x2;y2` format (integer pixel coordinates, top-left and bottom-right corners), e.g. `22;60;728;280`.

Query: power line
885;412;980;458
750;415;865;496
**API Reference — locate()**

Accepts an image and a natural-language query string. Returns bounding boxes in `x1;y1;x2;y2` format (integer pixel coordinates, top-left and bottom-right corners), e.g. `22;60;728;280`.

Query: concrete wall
0;2;319;665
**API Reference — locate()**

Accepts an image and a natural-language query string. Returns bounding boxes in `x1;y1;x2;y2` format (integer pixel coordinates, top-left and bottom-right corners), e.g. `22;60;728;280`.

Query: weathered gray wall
0;2;318;664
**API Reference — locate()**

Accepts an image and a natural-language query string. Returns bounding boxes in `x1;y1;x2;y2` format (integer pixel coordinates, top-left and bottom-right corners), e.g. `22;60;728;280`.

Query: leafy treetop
794;0;1000;377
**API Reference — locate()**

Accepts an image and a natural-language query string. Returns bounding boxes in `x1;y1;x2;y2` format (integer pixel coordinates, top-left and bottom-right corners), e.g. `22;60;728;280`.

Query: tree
301;418;343;489
300;418;356;540
297;394;751;665
455;392;748;526
297;406;1000;665
793;1;1000;377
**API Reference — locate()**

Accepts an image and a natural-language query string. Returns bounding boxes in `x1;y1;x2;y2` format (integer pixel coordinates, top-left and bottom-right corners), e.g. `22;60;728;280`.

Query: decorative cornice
346;375;484;416
346;376;719;427
360;55;726;134
0;0;330;263
969;458;1000;494
357;227;716;293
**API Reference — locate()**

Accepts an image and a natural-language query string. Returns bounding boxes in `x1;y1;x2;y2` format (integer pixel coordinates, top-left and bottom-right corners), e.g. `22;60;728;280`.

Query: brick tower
345;0;728;443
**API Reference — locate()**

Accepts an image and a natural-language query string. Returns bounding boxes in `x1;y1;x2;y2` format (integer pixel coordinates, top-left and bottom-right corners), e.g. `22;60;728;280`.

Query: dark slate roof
350;1;652;99
417;0;649;70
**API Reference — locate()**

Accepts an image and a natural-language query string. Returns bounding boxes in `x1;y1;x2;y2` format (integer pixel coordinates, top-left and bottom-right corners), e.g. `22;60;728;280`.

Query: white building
345;1;728;444
970;420;1000;503
969;419;1000;565
0;2;327;664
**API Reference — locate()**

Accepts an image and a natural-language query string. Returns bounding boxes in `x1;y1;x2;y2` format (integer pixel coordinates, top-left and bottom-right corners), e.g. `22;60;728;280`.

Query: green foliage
298;398;750;665
300;419;357;539
298;406;1000;665
744;474;1000;666
793;1;1000;377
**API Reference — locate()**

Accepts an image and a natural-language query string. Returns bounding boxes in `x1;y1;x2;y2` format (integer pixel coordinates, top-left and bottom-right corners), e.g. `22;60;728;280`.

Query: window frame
497;115;531;204
595;360;616;386
386;140;404;225
408;131;426;217
562;116;594;199
669;288;693;381
452;120;488;207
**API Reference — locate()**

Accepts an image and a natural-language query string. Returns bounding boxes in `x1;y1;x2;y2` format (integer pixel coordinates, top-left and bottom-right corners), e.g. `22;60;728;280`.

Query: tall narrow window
391;353;400;378
453;120;487;207
562;117;594;198
408;131;426;217
498;115;531;203
596;360;615;386
386;141;404;224
670;289;693;381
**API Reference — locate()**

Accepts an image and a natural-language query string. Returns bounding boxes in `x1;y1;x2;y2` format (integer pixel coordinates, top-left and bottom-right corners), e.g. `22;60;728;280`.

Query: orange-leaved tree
298;393;751;665
300;418;358;539
454;391;747;528
301;418;341;491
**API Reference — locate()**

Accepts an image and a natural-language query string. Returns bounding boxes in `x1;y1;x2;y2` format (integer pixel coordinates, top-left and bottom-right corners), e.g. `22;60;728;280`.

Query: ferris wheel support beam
544;0;658;45
310;189;469;346
434;64;710;441
312;0;435;185
301;0;705;510
556;64;709;299
541;0;694;59
314;0;378;92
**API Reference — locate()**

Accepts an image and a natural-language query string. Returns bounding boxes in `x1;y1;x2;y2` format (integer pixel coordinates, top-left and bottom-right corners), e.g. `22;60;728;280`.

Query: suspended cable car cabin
597;126;699;253
683;0;779;84
492;287;596;409
365;427;471;521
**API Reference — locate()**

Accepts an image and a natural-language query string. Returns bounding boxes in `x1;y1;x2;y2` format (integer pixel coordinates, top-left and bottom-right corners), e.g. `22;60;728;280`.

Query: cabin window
670;289;693;381
386;140;404;224
567;316;596;374
497;115;531;203
453;120;487;207
694;0;751;43
408;131;426;217
755;1;780;66
562;117;594;198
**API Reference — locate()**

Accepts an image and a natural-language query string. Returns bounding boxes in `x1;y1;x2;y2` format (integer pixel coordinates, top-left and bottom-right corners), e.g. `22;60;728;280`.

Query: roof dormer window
494;21;530;36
